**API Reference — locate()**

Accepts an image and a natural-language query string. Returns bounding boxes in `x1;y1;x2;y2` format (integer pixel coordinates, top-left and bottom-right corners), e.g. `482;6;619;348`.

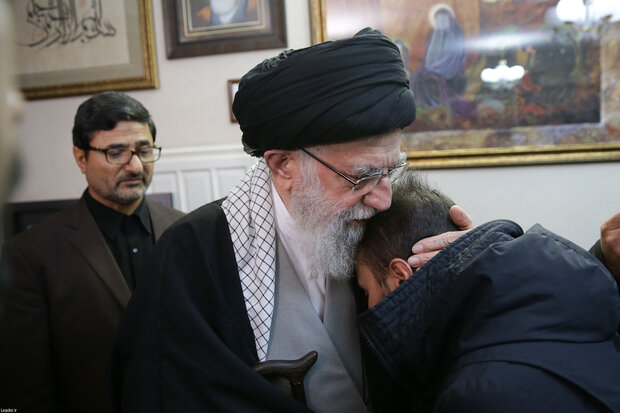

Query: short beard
288;161;376;280
111;172;150;205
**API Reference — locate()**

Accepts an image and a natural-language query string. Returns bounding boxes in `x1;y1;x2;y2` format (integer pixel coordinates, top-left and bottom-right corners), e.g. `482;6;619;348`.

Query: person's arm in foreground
590;211;620;282
408;205;474;269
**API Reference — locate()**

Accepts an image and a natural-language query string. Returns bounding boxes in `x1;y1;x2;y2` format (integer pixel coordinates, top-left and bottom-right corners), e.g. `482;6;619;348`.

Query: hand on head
407;205;474;269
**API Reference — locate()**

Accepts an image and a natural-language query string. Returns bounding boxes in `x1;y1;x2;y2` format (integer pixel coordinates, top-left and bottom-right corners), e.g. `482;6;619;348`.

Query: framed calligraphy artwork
162;0;287;58
310;0;620;168
11;0;158;100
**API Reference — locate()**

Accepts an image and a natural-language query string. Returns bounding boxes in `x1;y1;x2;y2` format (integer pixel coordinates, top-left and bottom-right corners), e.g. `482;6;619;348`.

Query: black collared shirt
84;191;154;291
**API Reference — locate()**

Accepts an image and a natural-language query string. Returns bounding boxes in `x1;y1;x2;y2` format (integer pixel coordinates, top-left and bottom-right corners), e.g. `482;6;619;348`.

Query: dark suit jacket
0;196;183;413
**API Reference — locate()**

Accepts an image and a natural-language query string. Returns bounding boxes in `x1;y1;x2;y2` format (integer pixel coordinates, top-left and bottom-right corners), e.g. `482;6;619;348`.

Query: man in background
0;91;183;413
590;212;620;283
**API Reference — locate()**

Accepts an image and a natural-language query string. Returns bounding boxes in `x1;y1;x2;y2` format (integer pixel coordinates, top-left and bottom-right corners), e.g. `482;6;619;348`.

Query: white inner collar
272;181;326;320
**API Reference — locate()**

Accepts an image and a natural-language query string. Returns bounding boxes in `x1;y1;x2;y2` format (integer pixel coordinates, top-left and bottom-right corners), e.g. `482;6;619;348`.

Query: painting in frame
309;0;620;168
162;0;287;58
228;78;240;123
10;0;158;100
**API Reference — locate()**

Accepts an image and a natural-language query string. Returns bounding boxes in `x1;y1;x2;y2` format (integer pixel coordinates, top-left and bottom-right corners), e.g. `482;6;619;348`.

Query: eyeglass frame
86;145;162;165
300;148;408;192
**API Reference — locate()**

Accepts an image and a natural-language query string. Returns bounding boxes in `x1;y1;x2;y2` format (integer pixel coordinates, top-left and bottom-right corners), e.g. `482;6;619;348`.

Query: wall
9;0;620;250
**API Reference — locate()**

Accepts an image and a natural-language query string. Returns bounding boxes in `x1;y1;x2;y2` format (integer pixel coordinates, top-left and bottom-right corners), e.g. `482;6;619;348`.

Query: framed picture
228;79;240;123
10;0;158;100
309;0;620;168
162;0;287;58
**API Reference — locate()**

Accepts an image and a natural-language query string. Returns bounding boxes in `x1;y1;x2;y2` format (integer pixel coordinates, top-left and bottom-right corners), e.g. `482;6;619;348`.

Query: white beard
288;171;376;280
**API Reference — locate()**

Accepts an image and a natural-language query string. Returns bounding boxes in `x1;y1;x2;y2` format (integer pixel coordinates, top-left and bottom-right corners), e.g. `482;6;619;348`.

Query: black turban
232;28;416;157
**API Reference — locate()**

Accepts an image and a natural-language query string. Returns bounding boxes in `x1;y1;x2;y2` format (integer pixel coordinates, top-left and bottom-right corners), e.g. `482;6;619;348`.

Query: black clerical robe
110;200;406;412
110;201;312;412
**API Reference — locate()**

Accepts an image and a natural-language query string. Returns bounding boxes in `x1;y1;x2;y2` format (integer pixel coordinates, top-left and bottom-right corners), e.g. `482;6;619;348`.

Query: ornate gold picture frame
309;0;620;168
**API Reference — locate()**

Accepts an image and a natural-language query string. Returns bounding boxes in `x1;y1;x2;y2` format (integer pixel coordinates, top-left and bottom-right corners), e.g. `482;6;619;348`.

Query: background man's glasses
301;148;408;192
87;145;161;165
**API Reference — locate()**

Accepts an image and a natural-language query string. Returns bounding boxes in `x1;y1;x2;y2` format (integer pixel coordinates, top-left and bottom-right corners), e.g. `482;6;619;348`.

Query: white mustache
340;204;377;221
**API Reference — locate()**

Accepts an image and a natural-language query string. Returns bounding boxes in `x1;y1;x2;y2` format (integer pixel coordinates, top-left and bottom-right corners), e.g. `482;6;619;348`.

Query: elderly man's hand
407;205;474;269
600;211;620;281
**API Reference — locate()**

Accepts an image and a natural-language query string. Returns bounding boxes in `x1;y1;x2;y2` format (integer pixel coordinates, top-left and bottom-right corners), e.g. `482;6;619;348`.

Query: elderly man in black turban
110;28;473;413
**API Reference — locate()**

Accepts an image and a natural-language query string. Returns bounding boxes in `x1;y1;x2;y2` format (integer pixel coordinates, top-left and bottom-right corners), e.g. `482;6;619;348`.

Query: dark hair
72;91;156;150
357;170;459;287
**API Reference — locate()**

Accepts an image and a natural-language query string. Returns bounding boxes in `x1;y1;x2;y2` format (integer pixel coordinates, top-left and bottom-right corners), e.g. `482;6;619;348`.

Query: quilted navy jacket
359;220;620;413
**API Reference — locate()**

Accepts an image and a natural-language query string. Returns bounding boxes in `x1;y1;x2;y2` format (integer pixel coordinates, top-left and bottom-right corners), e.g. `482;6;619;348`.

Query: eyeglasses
87;145;161;165
301;148;408;192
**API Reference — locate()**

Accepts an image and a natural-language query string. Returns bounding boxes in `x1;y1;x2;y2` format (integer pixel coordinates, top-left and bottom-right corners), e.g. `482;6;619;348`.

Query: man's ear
388;258;414;287
73;146;87;174
264;149;297;191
